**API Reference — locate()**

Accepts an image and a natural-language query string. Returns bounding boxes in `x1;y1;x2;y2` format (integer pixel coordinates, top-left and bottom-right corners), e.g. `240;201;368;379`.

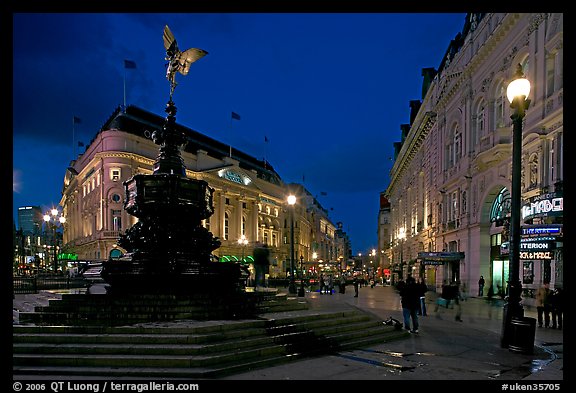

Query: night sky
12;12;467;254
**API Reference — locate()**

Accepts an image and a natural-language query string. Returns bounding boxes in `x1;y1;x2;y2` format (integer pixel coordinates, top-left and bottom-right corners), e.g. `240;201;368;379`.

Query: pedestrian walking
536;282;552;328
417;277;427;316
550;287;563;330
353;276;359;297
478;275;485;296
339;275;346;294
399;276;420;333
453;281;463;322
326;274;334;295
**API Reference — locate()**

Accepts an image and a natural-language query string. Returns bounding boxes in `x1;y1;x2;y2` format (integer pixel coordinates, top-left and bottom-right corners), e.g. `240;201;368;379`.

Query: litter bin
508;316;536;354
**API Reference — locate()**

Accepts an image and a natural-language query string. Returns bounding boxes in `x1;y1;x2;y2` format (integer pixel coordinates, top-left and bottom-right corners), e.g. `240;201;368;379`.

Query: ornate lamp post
43;208;66;273
287;194;297;294
398;227;406;280
298;255;305;297
238;235;248;261
501;64;531;348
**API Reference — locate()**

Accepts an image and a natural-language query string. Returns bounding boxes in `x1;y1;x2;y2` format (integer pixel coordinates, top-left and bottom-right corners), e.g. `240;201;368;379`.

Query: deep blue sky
12;13;467;255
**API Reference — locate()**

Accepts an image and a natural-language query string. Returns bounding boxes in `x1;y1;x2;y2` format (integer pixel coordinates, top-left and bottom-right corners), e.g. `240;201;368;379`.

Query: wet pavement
13;284;563;382
220;285;564;381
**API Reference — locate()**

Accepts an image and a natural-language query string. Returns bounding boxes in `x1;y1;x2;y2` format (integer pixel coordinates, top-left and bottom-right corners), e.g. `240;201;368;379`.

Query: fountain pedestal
101;100;246;295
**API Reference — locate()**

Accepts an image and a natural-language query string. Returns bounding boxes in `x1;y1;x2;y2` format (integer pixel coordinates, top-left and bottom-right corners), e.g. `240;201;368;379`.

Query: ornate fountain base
101;173;247;295
101;253;248;295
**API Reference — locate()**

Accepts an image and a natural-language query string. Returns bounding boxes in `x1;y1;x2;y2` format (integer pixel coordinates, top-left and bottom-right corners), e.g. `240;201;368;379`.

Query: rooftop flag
231;111;241;120
124;59;137;69
73;116;81;124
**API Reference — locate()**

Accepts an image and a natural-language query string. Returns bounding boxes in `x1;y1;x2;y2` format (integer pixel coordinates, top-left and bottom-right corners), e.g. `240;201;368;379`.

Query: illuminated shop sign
521;225;562;237
520;251;553;260
521;192;563;221
519;240;555;251
217;169;252;186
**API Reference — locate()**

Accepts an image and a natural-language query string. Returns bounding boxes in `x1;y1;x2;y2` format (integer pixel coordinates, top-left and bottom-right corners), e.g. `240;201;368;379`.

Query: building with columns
59;105;347;279
383;13;563;305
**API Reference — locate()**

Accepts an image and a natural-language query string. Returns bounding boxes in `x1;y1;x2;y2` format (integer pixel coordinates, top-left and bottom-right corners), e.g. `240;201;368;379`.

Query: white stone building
383;13;563;306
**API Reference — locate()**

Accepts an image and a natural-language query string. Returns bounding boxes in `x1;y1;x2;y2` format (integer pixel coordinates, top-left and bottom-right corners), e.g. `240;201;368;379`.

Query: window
546;54;556;97
111;194;121;203
494;82;506;128
110;168;121;182
490;188;511;223
112;209;122;231
241;216;246;236
523;261;534;284
224;212;229;240
475;102;485;144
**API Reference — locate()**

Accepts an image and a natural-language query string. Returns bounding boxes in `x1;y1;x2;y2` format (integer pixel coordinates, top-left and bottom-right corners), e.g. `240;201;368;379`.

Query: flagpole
123;67;127;110
72;116;75;160
264;136;268;169
229;114;232;157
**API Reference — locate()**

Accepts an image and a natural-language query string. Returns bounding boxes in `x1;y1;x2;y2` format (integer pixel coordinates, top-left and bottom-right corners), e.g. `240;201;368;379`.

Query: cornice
386;111;437;195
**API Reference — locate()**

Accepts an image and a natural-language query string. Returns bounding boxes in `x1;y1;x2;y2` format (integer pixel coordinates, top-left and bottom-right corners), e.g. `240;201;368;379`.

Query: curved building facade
59;105;343;279
384;13;563;305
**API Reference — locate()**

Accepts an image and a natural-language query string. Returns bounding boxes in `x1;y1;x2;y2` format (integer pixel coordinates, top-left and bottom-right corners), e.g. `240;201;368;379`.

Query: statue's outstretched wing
178;48;209;75
163;25;179;58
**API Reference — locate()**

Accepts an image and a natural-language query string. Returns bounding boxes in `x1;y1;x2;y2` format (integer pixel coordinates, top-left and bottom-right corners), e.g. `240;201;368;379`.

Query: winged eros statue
163;25;208;98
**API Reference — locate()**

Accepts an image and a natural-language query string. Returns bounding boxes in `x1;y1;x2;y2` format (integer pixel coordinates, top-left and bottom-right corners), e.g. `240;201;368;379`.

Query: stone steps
13;309;408;379
17;290;307;326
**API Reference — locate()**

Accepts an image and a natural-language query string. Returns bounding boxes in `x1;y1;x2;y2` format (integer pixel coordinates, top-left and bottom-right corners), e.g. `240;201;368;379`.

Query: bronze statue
163;25;208;98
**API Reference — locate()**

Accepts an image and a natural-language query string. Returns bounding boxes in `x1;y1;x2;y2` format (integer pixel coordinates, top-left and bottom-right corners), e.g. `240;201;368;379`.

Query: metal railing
12;276;89;294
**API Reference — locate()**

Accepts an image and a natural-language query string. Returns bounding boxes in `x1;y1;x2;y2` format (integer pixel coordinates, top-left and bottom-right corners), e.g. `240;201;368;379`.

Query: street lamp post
298;255;305;297
501;64;531;348
238;235;248;261
398;227;406;281
43;208;66;273
287;194;297;294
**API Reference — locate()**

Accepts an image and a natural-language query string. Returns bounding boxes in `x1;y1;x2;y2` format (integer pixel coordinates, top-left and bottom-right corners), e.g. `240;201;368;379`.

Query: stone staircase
13;309;408;379
16;290;307;326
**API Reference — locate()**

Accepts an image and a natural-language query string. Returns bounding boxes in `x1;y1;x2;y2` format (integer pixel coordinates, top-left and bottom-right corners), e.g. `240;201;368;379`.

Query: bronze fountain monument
100;26;246;295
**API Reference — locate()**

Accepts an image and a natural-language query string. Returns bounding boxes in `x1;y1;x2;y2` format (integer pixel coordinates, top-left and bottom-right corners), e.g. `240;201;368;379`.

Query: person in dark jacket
252;243;270;289
417;277;427;316
550;287;563;330
399;276;420;333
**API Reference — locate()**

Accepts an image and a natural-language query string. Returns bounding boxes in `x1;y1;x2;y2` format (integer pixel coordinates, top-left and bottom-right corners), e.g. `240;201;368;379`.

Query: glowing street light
287;194;297;294
237;235;248;261
501;64;531;349
43;208;66;273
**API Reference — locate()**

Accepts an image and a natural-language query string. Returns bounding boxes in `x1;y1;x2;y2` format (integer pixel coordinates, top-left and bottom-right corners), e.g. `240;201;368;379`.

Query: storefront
417;252;465;292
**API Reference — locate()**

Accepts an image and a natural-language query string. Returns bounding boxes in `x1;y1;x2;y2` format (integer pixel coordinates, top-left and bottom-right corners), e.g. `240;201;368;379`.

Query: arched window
454;126;461;163
494;81;506;128
473;99;486;146
490;188;511;224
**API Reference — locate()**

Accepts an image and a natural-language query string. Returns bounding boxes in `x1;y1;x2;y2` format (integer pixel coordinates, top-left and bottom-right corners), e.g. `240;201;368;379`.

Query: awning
417;252;465;264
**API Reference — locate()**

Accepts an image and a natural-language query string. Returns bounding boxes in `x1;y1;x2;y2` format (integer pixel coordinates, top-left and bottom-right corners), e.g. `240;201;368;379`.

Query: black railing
12;276;89;294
